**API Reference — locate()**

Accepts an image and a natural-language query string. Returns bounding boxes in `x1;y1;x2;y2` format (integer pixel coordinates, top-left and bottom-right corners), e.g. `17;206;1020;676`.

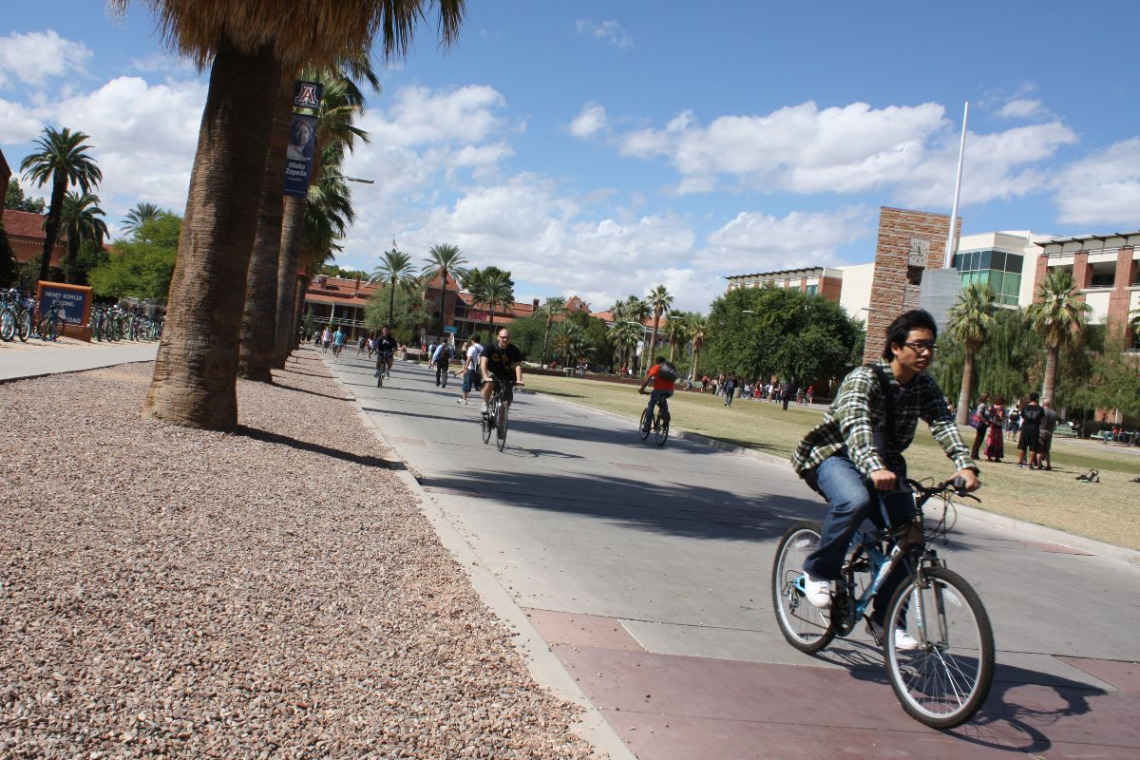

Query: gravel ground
0;352;596;759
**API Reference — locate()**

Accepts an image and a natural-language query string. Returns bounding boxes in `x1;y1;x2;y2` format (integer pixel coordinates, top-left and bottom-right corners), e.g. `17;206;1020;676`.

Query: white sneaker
480;403;488;414
456;398;466;405
866;620;921;651
802;573;831;608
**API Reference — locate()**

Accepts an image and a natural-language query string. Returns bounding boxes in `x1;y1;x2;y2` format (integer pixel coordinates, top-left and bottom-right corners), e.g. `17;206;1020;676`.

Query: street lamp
325;175;375;184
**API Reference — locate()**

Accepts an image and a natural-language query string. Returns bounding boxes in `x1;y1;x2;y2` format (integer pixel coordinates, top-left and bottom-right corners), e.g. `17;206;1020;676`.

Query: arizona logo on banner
283;80;323;198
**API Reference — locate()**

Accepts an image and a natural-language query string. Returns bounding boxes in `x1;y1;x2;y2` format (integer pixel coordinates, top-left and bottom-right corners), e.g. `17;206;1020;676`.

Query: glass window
1003;273;1021;302
1090;271;1114;288
953;253;964;270
991;251;1006;271
805;284;818;296
1006;254;1023;273
978;250;992;270
988;271;1004;295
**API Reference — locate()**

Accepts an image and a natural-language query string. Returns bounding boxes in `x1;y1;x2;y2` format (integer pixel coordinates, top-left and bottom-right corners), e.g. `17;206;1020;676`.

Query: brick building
725;266;843;301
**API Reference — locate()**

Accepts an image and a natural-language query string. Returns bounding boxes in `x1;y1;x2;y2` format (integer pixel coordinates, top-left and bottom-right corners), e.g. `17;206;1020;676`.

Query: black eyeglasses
903;341;937;353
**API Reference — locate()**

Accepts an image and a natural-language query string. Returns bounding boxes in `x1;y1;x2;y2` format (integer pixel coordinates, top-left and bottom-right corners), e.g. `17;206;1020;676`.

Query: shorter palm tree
1025;268;1092;402
121;202;165;238
538;296;567;365
371;246;416;328
645;284;673;361
946;282;996;425
59;191;108;284
552;321;590;368
685;313;709;382
610;319;641;374
663;311;690;363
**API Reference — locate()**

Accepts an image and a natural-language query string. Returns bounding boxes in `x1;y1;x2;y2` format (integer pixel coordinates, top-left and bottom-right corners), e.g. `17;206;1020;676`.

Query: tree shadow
815;642;1107;752
231;425;392;469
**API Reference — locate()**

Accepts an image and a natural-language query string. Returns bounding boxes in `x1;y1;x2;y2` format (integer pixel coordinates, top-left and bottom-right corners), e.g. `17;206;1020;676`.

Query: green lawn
524;373;1140;552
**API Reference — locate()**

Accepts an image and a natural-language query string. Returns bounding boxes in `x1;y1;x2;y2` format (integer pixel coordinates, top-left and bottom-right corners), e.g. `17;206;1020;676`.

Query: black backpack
657;361;678;381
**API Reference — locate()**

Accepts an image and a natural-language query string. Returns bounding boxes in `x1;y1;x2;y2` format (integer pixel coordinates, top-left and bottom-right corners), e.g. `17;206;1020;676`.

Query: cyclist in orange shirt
638;355;677;433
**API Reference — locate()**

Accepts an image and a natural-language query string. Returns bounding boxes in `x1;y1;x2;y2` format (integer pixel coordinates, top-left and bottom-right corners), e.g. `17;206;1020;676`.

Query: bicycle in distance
638;388;671;447
481;377;519;452
375;351;393;387
771;477;995;729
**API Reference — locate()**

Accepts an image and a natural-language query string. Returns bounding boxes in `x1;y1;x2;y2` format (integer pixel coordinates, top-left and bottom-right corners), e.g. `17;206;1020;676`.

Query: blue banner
283;114;318;198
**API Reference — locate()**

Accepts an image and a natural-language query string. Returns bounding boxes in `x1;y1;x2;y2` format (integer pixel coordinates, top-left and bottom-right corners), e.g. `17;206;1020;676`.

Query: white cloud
569;103;607;139
574;19;633;49
0;30;92;88
1052;137;1140;226
363;85;506;149
998;99;1046;119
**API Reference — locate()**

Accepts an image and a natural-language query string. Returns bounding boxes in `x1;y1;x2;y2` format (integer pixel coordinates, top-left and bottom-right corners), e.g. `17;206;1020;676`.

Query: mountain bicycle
638;389;671;447
771;477;994;729
481;377;518;451
1;289;34;342
36;299;67;341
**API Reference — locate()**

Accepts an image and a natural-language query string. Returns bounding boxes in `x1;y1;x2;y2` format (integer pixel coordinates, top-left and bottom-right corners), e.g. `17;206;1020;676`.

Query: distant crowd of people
967;391;1059;470
695;374;812;411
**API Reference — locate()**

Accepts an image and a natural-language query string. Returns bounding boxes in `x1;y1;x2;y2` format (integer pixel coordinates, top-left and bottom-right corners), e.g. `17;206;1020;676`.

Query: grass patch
525;373;1140;552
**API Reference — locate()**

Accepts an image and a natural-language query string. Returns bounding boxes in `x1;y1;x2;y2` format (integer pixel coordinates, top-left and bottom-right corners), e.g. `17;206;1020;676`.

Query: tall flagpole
944;101;969;268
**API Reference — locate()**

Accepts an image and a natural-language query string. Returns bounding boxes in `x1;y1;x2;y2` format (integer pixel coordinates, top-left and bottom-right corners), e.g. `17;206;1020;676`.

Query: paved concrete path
0;335;158;382
326;349;1140;760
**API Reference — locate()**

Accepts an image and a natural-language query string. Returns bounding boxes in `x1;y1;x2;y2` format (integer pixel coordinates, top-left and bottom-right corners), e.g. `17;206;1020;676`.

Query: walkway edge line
321;356;637;760
535;390;1140;568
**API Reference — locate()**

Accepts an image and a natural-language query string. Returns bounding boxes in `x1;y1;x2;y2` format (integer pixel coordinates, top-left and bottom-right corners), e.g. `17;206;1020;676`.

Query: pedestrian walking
969;392;991;460
985;397;1006;462
457;334;484;404
432;341;453;387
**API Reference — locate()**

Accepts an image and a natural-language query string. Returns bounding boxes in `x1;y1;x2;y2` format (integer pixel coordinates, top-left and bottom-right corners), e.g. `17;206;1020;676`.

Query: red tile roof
1;209;47;240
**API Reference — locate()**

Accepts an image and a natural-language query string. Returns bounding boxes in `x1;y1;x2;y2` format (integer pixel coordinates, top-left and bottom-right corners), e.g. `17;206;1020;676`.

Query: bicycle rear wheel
495;400;509;451
482;399;494;444
0;308;14;342
655;416;669;447
17;310;31;342
638;409;650;440
771;521;836;653
884;567;994;729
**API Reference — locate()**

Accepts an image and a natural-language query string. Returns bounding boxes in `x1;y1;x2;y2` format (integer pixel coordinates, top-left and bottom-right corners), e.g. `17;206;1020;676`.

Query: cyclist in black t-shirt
479;328;524;414
373;325;399;377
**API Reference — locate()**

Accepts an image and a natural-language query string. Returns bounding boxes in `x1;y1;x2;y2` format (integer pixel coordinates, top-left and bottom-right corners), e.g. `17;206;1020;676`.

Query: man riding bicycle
373;325;398;377
791;309;979;649
638;355;676;433
480;328;523;415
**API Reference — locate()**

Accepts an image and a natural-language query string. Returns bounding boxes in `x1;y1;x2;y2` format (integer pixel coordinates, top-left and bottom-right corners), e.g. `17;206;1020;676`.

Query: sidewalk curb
535;390;1140;569
319;353;636;760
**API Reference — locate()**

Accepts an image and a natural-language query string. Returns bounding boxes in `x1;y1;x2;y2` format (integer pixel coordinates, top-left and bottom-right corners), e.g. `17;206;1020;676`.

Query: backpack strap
867;363;897;451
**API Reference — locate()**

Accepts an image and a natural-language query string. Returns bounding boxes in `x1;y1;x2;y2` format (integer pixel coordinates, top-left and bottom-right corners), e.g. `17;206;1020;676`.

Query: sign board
283;113;318;198
293;81;323;110
443;326;458;334
36;281;93;340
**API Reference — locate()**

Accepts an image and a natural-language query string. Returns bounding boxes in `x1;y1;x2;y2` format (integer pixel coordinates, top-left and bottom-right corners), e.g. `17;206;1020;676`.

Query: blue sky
3;1;1138;312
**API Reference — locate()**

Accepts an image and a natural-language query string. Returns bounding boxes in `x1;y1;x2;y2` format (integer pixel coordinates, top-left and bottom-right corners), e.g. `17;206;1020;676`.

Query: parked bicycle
481;378;518;451
771;477;994;729
638;388;670;446
36;299;67;341
0;289;34;343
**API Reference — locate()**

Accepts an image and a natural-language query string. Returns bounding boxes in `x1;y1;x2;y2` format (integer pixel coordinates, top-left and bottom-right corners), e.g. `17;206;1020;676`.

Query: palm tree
1025;268;1092;403
552;321;590;368
59;191;109;285
625;296;651;372
663;310;690;363
644;284;673;362
476;269;514;332
274;65;376;369
685;313;709;382
371;245;416;328
945;282;996;426
19;126;103;284
538;296;566;366
115;0;466;429
610;320;642;374
121;202;164;238
421;243;469;339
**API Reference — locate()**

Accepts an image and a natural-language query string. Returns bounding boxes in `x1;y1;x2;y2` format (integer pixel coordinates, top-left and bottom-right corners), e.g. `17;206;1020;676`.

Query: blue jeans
803;452;914;626
644;390;672;429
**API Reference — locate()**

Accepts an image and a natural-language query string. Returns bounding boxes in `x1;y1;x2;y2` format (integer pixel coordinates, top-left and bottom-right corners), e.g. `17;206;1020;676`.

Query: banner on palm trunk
283;114;318;198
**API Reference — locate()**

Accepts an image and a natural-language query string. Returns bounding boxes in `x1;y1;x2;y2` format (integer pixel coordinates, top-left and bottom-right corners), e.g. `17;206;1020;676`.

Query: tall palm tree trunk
39;178;66;283
542;320;552;364
648;315;660;360
143;40;282;429
274;194;306;366
1042;346;1058;402
956;349;975;426
240;74;292;382
388;282;397;327
65;233;79;284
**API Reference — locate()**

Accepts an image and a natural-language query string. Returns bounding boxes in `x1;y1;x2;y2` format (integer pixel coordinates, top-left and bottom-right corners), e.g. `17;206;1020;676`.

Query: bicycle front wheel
482;400;494;445
655;417;669;447
0;308;14;342
771;521;835;653
17;310;31;342
884;567;994;729
638;409;650;440
495;401;509;451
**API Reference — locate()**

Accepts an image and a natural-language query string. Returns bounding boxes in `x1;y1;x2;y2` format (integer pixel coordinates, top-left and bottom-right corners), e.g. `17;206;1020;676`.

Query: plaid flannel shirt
792;360;976;478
